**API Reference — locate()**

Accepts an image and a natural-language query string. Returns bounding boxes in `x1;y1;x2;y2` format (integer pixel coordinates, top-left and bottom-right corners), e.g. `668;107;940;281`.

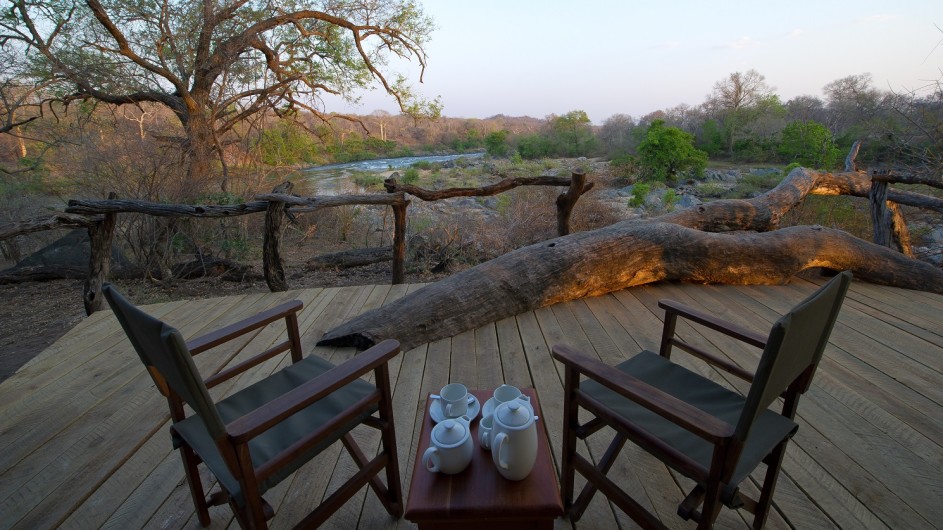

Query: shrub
637;120;708;183
402;167;420;185
663;189;678;211
629;183;650;207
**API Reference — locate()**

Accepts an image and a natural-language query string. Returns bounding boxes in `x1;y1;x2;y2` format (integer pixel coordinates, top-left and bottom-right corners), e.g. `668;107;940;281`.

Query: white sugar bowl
491;400;538;480
422;417;474;474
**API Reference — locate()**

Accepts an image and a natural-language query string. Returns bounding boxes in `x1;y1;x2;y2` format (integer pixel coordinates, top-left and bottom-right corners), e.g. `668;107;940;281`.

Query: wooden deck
1;278;941;529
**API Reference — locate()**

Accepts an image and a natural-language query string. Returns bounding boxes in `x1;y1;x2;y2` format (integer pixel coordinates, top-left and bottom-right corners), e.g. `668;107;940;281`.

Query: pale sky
327;1;943;124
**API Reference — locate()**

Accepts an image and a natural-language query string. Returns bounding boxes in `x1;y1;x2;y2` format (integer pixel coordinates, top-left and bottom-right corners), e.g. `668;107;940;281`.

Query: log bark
383;174;590;201
306;247;394;270
84;193;117;315
392;203;407;284
263;182;292;292
556;171;588;236
319;167;943;351
0;213;102;241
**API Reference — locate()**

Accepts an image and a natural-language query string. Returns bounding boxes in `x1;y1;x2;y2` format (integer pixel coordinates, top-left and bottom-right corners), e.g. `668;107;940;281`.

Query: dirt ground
0;260;448;383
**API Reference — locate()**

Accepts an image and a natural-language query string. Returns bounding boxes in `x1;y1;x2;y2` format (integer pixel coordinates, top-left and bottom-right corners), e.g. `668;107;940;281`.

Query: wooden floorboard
1;278;941;529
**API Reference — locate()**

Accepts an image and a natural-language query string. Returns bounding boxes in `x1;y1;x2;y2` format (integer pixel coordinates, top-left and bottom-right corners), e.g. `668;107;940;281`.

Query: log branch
0;213;103;241
383;174;585;201
319;166;943;350
319;223;943;350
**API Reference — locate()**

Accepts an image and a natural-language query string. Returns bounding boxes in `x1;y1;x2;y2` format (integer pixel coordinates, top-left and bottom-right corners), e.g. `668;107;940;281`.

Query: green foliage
450;128;483;151
629;183;650;207
637;120;708;182
546;110;598;157
778;120;840;169
402;167;420;184
484;130;511;158
662;188;678;211
353;173;383;189
328;134;403;163
515;134;553;160
256;122;320;166
697;119;726;156
609;154;641;181
694;181;726;197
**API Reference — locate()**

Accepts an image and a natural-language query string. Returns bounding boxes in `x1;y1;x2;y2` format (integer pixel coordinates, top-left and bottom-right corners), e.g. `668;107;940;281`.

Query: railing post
263;181;292;292
84;192;117;315
869;172;891;248
391;199;408;284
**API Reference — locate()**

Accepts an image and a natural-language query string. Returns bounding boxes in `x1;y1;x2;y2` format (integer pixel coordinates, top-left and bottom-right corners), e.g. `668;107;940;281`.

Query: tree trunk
318;167;943;351
306;247;393;270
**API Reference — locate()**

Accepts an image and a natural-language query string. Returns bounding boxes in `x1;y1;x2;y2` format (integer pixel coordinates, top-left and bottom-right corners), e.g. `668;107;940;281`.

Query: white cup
479;414;494;451
493;384;531;410
432;383;470;419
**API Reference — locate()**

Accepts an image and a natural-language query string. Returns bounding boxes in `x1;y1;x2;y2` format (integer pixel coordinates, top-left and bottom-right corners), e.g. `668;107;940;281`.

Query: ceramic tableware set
423;383;539;481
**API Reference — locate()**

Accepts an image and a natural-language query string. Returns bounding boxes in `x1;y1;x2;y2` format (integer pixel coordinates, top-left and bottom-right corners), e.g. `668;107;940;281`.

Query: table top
404;388;564;522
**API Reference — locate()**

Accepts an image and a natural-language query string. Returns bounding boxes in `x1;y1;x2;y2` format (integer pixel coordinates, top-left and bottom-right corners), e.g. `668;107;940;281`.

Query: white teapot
491;400;538;480
422;417;473;475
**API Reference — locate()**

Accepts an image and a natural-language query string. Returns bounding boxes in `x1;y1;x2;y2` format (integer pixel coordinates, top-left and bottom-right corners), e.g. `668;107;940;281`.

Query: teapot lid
433;419;466;445
496;400;532;427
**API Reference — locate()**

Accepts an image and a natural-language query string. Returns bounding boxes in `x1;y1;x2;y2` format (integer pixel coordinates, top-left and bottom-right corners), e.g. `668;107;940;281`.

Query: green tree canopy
484;130;510;157
2;0;437;190
778;120;840;169
637;120;707;182
546;110;597;157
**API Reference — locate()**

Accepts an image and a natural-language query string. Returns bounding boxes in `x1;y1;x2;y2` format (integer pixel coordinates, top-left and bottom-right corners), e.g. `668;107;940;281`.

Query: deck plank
1;281;941;530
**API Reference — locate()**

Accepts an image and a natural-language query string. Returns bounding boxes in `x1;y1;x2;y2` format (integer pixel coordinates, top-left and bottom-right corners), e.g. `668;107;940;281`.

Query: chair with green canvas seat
103;284;403;529
552;271;852;529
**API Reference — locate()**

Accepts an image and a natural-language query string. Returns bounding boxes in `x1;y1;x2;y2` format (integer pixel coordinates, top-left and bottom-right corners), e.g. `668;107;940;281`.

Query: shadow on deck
1;277;941;529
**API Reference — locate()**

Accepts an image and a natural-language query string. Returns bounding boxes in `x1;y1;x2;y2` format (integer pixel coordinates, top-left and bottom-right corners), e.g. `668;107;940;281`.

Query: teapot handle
494;432;510;470
422;447;441;473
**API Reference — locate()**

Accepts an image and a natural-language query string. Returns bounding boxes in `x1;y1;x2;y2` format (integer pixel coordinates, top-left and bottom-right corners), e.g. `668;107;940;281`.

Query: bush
637;120;708;183
402;167;420;184
663;189;678;211
629;183;650;207
609;154;641;182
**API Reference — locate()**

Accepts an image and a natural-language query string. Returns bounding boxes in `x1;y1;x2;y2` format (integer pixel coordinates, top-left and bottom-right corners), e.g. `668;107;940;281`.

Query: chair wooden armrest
186;300;305;388
187;300;303;354
226;339;401;444
553;344;734;442
658;299;765;383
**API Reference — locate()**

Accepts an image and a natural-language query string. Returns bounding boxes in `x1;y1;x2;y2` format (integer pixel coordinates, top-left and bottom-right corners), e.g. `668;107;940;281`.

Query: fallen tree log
319;223;943;350
306;246;393;270
319;167;943;351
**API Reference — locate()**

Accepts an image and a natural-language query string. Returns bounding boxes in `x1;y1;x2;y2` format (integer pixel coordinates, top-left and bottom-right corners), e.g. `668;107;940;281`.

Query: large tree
704;69;776;154
2;0;436;190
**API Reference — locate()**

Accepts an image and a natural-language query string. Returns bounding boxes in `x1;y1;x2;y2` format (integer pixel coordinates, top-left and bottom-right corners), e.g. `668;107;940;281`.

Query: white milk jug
491;400;538;480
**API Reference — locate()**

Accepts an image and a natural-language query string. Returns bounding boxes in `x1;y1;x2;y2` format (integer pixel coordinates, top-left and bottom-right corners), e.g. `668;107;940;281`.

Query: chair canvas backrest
103;284;228;440
733;271;852;442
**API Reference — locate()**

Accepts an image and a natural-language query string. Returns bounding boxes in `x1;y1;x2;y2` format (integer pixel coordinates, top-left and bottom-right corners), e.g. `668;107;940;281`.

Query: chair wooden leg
570;433;628;521
376;364;404;517
179;444;212;527
754;439;789;529
561;367;579;515
697;479;724;530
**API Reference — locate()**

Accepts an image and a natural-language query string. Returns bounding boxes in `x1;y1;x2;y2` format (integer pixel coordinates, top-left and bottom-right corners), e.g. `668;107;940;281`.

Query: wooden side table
405;388;564;530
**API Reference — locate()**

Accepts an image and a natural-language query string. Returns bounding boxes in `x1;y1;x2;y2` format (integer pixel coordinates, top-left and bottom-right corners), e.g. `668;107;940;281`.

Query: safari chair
552;271;852;529
102;284;403;529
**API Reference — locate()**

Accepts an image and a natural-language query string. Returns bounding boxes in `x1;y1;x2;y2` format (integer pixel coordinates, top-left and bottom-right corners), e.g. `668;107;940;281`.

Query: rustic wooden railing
1;171;591;314
869;170;943;256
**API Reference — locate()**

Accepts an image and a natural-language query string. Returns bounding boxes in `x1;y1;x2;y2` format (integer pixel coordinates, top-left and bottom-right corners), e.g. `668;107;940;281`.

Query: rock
6;229;137;279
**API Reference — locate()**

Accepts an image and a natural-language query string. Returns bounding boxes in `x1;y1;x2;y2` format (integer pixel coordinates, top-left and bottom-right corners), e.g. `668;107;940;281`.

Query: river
299;152;485;195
